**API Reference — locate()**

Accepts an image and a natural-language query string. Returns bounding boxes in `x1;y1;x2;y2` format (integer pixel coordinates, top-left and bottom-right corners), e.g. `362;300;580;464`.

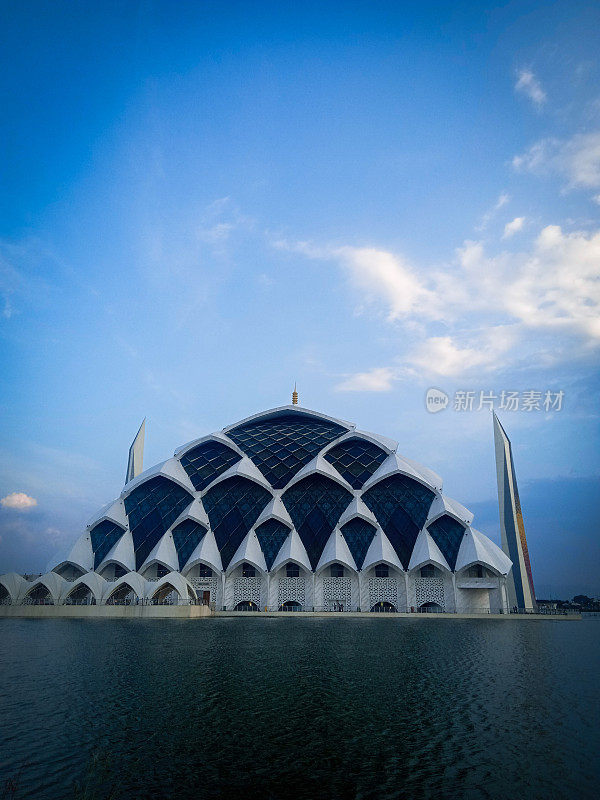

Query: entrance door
202;590;210;605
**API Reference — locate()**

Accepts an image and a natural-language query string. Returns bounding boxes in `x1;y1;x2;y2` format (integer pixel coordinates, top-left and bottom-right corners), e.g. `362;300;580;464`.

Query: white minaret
125;418;145;484
493;412;537;611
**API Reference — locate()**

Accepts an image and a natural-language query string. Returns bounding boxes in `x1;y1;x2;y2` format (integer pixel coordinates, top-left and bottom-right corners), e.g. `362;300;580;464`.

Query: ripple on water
0;618;598;800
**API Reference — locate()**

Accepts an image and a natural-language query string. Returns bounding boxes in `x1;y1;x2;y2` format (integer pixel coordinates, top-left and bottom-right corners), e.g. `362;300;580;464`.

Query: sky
1;0;598;598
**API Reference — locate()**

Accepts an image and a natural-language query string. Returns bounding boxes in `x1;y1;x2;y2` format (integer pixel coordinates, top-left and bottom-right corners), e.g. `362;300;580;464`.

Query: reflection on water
0;618;598;799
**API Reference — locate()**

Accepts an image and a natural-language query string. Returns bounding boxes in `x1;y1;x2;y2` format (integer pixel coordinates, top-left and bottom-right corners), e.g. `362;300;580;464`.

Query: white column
312;572;316;611
358;571;363;612
265;572;271;612
403;571;409;612
452;572;458;613
221;571;226;610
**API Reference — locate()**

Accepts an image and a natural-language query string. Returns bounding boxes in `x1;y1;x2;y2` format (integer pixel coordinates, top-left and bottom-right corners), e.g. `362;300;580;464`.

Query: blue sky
1;0;598;597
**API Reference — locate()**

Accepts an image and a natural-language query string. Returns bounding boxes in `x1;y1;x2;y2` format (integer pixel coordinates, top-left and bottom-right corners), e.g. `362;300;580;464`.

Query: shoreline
0;606;581;620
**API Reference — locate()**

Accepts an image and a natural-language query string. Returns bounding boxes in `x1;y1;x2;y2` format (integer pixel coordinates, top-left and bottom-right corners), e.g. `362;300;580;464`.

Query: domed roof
66;406;509;577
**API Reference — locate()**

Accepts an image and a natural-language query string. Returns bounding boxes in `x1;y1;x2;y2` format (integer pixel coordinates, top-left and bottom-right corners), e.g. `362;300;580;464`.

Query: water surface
0;617;598;799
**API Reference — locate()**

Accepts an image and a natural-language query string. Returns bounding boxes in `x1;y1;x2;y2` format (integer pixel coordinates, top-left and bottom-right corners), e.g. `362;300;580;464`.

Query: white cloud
515;69;547;108
593;194;600;205
286;224;600;378
503;216;526;238
1;492;37;510
476;192;510;231
333;246;439;321
335;367;395;392
513;131;600;188
410;328;517;377
197;222;234;243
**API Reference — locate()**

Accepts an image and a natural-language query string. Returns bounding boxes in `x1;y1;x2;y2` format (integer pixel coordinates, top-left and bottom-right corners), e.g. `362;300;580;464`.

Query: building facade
1;405;513;613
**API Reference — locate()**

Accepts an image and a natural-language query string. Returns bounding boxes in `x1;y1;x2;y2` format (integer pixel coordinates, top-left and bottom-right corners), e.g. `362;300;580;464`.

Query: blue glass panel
172;519;207;570
124;477;193;570
227;414;346;489
255;519;290;570
426;514;465;570
340;518;377;569
179;440;241;491
90;520;126;569
281;474;352;569
324;438;387;489
202;476;272;569
362;475;435;568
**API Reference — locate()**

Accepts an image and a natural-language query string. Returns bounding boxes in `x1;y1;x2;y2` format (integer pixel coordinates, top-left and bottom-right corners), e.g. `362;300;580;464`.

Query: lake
0;617;598;799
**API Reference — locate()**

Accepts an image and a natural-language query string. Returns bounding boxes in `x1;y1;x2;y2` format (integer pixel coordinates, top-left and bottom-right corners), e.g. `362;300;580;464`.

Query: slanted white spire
126;418;145;484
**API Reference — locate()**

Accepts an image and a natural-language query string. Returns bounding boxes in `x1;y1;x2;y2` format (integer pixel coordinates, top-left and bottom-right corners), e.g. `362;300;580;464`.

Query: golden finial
292;383;298;405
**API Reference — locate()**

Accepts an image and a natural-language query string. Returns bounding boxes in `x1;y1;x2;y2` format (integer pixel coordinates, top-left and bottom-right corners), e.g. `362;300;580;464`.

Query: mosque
0;391;536;614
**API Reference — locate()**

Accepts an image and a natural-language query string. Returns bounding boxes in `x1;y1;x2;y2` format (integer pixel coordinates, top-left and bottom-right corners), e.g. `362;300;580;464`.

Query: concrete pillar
265;572;271;612
452;572;458;613
403;571;409;612
358;570;363;612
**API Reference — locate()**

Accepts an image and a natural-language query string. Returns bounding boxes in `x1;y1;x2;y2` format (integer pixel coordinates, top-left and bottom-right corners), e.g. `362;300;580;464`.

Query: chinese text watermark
425;388;564;413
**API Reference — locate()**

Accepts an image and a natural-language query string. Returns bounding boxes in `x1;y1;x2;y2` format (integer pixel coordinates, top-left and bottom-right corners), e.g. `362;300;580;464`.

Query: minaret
493;412;537;611
126;418;145;484
292;383;298;405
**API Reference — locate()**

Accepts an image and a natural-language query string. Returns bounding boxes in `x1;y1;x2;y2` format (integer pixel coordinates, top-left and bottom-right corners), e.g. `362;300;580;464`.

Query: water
0;617;598;800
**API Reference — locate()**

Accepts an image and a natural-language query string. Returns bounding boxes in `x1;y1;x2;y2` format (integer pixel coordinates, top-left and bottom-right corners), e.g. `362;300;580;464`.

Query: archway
25;584;53;605
234;600;258;611
66;584;96;605
106;583;138;605
279;600;302;612
54;563;85;581
419;601;443;613
98;563;127;582
151;583;180;605
370;601;396;613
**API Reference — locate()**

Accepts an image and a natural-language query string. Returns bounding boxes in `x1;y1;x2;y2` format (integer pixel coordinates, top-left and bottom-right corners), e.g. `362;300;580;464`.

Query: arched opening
142;562;170;581
0;585;11;605
234;600;258;611
467;564;494;579
370;601;396;613
106;583;138;605
151;583;181;605
330;563;345;578
65;584;96;605
419;601;443;613
420;564;441;579
54;563;86;581
98;563;127;582
279;600;302;612
25;584;54;605
286;562;300;578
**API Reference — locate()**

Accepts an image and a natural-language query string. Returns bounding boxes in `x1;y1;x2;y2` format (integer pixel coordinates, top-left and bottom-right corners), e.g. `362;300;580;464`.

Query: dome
4;405;513;613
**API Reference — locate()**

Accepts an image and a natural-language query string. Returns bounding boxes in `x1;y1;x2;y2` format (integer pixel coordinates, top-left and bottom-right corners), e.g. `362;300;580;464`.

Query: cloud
285;224;600;378
1;492;37;510
515;69;547;108
503;217;526;238
513;131;600;189
409;327;518;377
334;247;437;321
476;192;510;231
335;367;395;392
457;226;600;340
